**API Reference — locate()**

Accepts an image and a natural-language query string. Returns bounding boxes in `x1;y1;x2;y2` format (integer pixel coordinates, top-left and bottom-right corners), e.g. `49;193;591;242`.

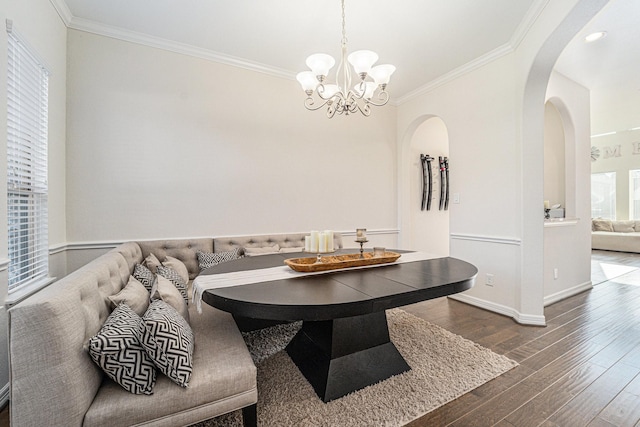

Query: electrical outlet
553;268;558;280
486;273;494;286
453;193;460;204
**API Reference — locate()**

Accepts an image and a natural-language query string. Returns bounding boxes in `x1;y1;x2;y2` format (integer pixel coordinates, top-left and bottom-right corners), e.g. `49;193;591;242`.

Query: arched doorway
399;115;450;256
520;0;609;319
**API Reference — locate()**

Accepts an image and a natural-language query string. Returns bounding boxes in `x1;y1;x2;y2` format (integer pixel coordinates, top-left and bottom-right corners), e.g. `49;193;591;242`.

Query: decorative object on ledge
295;0;395;118
355;228;368;258
285;251;401;273
544;200;551;219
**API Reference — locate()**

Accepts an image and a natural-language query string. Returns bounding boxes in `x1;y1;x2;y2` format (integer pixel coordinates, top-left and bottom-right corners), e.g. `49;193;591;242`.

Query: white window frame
630;169;640;220
6;20;50;293
591;172;616;220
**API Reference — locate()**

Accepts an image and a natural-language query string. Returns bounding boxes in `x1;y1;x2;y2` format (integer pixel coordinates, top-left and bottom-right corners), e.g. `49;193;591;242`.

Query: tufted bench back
136;238;214;280
8;249;136;426
213;232;343;253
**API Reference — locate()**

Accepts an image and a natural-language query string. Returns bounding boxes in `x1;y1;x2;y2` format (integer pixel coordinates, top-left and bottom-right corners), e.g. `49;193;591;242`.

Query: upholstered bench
9;238;257;426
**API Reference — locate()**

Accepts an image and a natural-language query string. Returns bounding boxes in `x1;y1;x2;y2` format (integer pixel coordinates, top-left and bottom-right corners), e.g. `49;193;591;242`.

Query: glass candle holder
356;228;367;242
373;247;385;257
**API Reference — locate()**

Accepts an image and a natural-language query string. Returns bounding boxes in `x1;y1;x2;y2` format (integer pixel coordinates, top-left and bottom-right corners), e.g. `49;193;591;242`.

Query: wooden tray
284;252;401;272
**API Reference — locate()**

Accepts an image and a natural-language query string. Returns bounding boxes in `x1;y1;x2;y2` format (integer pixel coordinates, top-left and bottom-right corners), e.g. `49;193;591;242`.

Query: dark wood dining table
200;249;477;402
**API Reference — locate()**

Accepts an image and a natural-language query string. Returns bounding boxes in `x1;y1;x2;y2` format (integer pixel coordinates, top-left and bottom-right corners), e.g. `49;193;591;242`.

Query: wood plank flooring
404;250;640;427
1;250;639;427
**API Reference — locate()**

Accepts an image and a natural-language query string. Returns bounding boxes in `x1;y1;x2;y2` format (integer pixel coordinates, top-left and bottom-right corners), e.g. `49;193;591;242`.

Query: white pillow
244;244;280;256
163;255;189;283
150;275;189;323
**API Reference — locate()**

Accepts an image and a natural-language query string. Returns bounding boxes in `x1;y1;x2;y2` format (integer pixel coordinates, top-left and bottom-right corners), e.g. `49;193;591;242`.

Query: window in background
591;172;616;220
631;170;640;220
6;21;50;292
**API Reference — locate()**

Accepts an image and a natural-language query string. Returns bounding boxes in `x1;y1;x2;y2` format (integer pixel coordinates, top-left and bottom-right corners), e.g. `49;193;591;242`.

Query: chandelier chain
341;0;347;47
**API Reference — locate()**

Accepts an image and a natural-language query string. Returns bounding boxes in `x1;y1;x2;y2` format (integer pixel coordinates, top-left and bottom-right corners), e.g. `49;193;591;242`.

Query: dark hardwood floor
1;250;639;427
404;249;640;427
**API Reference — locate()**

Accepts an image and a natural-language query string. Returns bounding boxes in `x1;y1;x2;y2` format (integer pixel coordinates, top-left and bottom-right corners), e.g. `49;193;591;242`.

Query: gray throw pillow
197;248;243;270
156;265;188;303
133;263;155;292
144;253;162;274
151;275;190;323
108;276;150;316
141;300;194;388
88;304;157;395
592;219;614;232
163;255;189;283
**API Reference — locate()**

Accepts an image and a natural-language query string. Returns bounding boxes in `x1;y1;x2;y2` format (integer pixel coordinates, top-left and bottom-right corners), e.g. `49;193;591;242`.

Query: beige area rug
194;309;518;427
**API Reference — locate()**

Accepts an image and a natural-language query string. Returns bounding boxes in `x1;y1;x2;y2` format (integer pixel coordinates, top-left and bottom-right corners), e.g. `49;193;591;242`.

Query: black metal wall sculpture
420;154;434;211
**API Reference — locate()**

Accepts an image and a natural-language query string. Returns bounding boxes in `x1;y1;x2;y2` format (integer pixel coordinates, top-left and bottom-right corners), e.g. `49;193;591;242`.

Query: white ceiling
554;0;640;92
57;0;637;100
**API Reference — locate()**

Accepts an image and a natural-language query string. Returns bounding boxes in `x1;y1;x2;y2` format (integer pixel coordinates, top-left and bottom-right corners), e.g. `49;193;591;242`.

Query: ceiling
554;0;640;92
57;0;636;101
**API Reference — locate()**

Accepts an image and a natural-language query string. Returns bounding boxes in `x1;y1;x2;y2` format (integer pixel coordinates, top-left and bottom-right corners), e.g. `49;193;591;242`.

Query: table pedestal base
285;310;410;402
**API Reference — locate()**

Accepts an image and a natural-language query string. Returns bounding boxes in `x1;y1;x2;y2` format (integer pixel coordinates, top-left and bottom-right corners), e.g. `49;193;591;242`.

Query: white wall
399;53;526;320
66;30;398;248
1;0;68;406
398;0;608;325
543;71;592;304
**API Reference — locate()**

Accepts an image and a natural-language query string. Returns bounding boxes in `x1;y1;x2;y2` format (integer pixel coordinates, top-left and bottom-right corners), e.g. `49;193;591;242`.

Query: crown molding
509;0;550;50
49;0;73;26
396;0;551;105
61;0;550;106
68;17;295;81
396;43;514;105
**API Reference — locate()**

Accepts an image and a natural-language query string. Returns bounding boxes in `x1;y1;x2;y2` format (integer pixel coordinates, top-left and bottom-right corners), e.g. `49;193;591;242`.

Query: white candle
310;230;319;252
319;233;328;253
356;228;367;242
324;230;334;252
304;236;311;252
544;200;550;209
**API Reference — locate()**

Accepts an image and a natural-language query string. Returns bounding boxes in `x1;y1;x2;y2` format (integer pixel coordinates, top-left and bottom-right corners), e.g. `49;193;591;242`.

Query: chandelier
296;0;395;118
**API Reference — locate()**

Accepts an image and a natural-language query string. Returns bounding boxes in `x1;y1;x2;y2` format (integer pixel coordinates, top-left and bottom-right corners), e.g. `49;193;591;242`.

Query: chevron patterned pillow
133;263;155;292
141;300;194;388
196;247;243;270
88;304;157;395
156;265;188;304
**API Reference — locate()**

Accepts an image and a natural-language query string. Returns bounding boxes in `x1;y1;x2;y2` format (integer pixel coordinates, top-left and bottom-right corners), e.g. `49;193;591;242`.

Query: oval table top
200;249;477;322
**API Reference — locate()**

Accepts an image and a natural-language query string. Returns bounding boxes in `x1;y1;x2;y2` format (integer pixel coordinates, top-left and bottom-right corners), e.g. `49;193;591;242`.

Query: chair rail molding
450;233;522;246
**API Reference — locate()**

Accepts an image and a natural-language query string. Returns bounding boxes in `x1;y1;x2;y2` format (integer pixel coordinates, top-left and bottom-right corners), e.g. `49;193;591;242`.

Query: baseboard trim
544;281;593;307
448;293;547;326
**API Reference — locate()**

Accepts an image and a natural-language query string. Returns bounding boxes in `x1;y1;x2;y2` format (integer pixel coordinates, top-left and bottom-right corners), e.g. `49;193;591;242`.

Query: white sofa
591;219;640;253
8;232;342;426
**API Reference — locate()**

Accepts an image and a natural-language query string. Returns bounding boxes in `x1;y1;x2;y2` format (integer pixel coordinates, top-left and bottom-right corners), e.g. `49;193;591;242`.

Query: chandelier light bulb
296;71;319;93
369;64;396;86
306;53;336;79
347;50;378;78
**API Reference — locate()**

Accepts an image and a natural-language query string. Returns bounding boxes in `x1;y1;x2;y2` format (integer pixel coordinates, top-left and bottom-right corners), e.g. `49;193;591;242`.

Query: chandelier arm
304;96;334;111
363;90;390;107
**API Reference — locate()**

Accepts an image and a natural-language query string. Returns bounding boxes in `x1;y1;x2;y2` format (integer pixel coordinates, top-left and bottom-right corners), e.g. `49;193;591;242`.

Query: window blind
6;20;50;291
